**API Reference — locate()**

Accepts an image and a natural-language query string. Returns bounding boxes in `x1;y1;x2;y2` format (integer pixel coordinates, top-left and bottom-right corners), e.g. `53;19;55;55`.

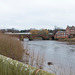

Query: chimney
67;25;69;28
72;26;74;28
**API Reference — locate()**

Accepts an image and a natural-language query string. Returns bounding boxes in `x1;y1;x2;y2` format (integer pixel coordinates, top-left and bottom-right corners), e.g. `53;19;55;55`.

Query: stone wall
0;54;54;75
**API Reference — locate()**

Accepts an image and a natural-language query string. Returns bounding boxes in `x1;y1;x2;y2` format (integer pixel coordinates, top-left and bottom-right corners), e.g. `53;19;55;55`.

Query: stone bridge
5;33;54;41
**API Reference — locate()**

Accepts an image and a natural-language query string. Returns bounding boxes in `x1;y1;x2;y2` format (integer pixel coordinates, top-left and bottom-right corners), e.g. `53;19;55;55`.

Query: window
62;34;63;37
64;34;65;37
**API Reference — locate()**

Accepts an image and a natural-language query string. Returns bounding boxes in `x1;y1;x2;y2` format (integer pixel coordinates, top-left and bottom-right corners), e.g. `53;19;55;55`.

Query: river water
23;40;75;75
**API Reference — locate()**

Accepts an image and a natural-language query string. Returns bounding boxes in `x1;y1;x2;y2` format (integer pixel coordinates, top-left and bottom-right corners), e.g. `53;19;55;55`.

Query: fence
0;54;54;75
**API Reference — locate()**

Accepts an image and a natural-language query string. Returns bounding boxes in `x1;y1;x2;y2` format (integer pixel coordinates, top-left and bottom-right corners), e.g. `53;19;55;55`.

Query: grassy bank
55;38;75;42
0;33;24;61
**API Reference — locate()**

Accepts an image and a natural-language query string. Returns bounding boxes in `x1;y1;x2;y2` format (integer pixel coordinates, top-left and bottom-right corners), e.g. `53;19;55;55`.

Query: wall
0;54;54;75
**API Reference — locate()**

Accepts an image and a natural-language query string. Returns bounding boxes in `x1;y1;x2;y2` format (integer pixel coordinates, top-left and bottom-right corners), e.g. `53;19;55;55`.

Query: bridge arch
20;34;33;41
51;37;54;40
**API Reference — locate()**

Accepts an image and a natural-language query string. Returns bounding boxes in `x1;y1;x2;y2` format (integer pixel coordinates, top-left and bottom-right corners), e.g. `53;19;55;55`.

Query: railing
0;54;54;75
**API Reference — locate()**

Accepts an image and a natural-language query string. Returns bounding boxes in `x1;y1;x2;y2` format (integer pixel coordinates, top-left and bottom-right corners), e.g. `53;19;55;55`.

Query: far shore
56;38;75;42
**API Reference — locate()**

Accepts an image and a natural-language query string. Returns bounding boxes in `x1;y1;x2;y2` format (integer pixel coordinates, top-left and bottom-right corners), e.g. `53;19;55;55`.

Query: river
23;40;75;75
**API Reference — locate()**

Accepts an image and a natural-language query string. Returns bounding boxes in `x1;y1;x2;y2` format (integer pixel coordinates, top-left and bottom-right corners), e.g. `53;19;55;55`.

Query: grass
0;33;24;61
57;37;75;42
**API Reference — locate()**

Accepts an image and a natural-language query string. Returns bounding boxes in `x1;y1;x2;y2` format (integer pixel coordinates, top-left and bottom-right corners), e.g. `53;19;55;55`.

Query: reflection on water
23;40;75;75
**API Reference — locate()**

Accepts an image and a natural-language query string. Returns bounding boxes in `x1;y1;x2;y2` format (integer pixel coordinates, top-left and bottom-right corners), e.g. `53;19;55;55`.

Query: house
54;31;68;38
66;26;75;37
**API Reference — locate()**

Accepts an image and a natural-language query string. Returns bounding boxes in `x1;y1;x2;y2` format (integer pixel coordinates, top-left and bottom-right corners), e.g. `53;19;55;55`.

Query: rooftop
67;26;75;30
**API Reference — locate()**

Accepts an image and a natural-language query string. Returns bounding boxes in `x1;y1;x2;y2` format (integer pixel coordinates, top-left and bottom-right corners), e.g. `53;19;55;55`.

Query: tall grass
22;44;45;70
0;33;24;61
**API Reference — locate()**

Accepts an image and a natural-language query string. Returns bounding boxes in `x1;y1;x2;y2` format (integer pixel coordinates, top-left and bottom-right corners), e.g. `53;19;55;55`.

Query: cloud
0;0;75;29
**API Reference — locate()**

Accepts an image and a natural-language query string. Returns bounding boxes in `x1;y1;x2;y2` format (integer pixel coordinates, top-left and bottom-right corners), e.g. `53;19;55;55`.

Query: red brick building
66;26;75;37
54;31;68;38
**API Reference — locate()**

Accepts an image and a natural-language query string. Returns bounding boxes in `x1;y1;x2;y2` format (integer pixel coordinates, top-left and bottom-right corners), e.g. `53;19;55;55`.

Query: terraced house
55;26;75;38
66;26;75;37
54;31;68;38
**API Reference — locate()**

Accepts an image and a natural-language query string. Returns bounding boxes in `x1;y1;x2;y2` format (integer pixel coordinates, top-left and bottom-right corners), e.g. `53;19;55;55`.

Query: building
54;31;68;38
66;26;75;37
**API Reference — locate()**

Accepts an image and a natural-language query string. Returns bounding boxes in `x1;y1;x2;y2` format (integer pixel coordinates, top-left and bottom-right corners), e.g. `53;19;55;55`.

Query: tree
30;29;38;34
30;29;48;35
38;29;48;35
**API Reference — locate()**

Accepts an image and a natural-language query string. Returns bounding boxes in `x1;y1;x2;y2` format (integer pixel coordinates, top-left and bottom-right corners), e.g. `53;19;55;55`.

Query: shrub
0;33;24;61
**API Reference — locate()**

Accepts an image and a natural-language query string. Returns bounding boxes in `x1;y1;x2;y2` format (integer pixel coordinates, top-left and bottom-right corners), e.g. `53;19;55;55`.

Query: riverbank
0;54;54;75
55;38;75;42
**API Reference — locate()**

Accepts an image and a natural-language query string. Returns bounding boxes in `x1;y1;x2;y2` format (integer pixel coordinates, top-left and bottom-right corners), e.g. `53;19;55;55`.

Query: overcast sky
0;0;75;30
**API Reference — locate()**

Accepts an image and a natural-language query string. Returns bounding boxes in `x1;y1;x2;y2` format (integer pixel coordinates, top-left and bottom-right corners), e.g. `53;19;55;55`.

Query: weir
0;54;54;75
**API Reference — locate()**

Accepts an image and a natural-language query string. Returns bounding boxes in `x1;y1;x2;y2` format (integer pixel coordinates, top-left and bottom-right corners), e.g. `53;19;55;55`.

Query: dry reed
0;33;24;61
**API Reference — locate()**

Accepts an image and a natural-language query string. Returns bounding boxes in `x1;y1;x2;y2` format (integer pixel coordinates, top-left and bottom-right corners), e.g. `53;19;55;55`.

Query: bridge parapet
0;54;54;75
